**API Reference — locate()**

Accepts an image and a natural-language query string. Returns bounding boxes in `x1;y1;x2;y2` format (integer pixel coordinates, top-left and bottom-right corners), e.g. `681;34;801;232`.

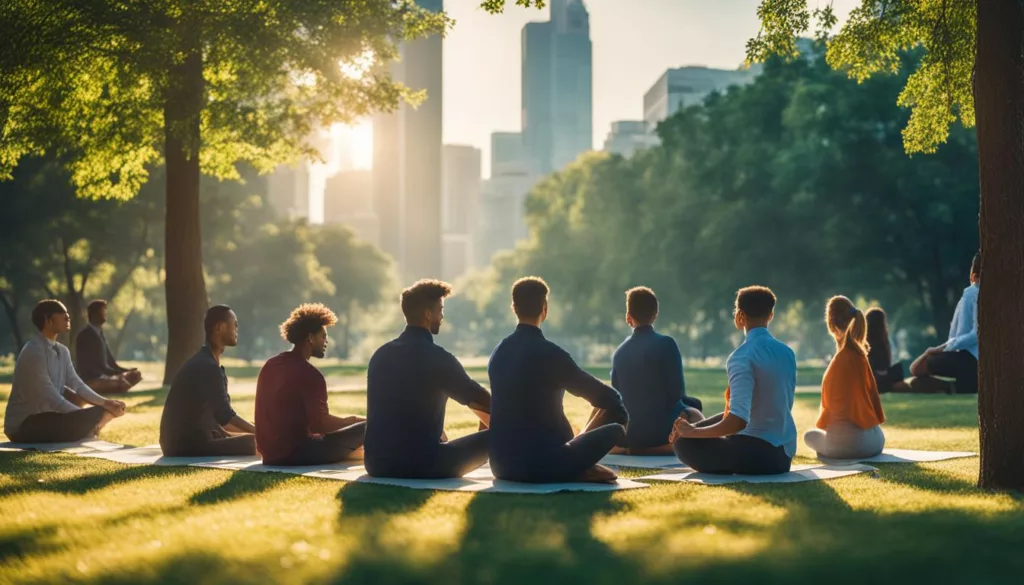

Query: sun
330;120;373;171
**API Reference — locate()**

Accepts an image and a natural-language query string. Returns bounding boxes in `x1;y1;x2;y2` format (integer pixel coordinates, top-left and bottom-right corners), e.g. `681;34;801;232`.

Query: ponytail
840;308;869;354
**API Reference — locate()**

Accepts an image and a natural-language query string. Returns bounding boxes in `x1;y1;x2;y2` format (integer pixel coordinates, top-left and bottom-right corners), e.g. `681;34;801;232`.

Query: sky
442;0;860;177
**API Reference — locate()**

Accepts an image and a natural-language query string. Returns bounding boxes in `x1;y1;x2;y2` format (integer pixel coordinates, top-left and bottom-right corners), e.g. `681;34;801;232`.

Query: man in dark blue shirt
160;305;257;457
488;277;628;484
365;279;491;479
598;287;703;455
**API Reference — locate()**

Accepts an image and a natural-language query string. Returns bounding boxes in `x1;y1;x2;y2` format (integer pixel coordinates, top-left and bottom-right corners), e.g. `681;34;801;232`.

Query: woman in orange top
804;296;886;459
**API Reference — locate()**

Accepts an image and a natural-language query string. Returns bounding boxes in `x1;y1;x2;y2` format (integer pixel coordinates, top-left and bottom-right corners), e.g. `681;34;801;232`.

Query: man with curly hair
364;279;492;479
254;303;367;466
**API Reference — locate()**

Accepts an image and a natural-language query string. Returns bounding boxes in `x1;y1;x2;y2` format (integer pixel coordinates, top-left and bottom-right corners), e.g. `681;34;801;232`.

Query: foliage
748;0;976;153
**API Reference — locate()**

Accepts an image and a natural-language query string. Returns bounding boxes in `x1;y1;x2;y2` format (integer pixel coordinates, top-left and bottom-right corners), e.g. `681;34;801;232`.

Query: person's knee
803;428;825;450
910;357;929;377
684;408;705;423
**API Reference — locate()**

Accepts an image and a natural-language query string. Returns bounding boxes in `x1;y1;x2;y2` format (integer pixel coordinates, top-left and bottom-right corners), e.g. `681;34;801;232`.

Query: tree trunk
976;0;1024;490
0;291;24;350
162;45;209;385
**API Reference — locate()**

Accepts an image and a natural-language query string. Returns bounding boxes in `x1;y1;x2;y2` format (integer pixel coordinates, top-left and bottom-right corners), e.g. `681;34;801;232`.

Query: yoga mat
637;464;877;485
817;449;977;466
599;454;687;470
0;439;125;454
82;447;648;493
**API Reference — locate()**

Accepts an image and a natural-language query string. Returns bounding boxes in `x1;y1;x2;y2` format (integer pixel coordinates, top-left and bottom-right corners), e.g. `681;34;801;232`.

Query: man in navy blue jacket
488;277;628;484
597;286;704;454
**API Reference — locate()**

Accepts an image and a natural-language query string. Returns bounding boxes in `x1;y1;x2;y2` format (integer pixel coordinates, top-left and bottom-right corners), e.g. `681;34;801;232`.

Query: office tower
323;170;379;246
441;144;482;281
602;121;660;157
521;0;592;176
477;132;535;268
373;0;444;282
266;163;311;220
643;66;758;131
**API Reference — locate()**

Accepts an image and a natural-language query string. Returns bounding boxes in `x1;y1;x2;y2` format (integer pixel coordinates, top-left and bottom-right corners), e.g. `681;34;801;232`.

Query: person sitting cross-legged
159;305;257;457
255;303;366;466
670;286;797;475
488;277;629;484
364;280;492;479
590;286;704;456
804;296;886;460
74;299;142;395
4;299;126;443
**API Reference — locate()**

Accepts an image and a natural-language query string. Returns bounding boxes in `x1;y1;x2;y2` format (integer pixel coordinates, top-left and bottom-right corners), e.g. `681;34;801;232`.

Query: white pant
804;420;885;460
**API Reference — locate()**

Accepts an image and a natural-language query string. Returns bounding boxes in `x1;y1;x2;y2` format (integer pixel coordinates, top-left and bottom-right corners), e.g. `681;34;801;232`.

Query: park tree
749;0;1023;490
0;1;453;383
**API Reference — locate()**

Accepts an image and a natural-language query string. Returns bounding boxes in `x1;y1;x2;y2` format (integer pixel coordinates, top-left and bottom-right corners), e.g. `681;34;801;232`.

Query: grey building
643;66;758;131
522;0;593;176
373;0;444;282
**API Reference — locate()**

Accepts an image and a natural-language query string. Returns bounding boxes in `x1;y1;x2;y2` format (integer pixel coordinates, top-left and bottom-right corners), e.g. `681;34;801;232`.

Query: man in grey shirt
4;300;126;443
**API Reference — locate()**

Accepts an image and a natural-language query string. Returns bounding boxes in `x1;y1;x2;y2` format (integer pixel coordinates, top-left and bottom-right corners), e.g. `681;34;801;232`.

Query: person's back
159;347;227;449
731;329;798;454
254;351;323;463
488;277;627;484
612;327;693;450
364;280;491;479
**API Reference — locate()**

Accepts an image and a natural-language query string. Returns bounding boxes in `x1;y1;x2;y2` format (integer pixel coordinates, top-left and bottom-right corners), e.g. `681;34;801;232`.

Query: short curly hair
279;303;338;345
400;279;453;321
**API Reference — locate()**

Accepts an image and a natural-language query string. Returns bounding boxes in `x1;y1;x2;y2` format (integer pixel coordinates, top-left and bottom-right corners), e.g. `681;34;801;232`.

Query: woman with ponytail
804;296;886;459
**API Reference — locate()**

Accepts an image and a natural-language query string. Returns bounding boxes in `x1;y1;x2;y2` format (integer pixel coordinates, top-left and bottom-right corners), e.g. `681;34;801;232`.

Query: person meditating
804;296;886;460
599;286;703;455
4;300;126;442
364;279;491;479
865;307;909;393
488;277;629;484
74;299;142;394
670;286;796;475
159;305;257;457
255;303;366;466
902;252;980;394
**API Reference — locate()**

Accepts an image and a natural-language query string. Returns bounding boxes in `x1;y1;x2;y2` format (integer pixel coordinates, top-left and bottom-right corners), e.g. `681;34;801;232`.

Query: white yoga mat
0;439;125;454
599;454;687;470
638;463;877;485
817;449;977;466
81;446;648;493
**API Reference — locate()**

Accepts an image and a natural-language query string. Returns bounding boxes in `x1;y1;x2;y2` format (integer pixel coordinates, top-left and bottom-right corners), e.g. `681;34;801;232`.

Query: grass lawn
0;364;1019;584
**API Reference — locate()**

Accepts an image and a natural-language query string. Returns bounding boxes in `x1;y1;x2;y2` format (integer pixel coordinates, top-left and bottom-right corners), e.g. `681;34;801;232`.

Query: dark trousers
267;422;367;466
366;430;491;479
874;363;905;393
161;430;257;457
672;413;791;475
493;424;626;483
927;350;978;394
7;407;107;443
682;395;704;412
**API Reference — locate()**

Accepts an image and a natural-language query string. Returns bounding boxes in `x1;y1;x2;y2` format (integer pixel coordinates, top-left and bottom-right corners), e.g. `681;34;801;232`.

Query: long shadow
76;550;269;585
189;470;293;506
0;455;208;498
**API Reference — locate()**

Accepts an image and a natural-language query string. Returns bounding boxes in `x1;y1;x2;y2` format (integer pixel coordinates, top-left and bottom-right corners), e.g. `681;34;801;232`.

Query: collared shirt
364;326;491;467
488;324;628;465
611;325;689;449
159;346;237;447
4;333;106;436
945;284;979;359
726;327;798;457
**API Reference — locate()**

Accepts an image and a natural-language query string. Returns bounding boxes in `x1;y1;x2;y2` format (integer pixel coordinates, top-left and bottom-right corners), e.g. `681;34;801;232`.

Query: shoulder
55;342;72;359
964;285;980;300
75;327;95;341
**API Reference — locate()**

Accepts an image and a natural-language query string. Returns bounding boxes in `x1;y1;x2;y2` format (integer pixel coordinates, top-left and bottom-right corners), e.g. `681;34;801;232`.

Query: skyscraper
478;132;534;268
373;0;444;282
643;66;758;131
441;144;482;280
521;0;592;176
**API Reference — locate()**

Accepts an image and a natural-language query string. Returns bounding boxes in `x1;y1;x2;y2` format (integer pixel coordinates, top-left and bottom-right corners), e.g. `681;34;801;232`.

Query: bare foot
346;447;365;461
578;464;618;484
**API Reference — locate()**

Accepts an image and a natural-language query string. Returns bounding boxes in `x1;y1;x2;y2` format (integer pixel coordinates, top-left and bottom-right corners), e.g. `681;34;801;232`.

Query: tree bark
162;43;209;385
976;0;1024;490
0;291;24;350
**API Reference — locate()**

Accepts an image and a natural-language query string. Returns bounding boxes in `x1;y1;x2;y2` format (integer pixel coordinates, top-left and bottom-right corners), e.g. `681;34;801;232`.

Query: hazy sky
442;0;860;177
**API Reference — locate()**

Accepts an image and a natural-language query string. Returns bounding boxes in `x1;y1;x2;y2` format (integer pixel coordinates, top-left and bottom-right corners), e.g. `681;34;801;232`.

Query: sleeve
63;348;107;405
74;329;108;379
206;366;237;426
302;372;331;432
437;350;491;410
15;345;79;413
945;290;978;352
725;348;754;423
556;347;628;424
104;341;126;373
667;338;686;403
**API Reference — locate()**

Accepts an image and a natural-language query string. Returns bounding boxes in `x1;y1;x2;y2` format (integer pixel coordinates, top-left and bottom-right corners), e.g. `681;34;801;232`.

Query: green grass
0;365;1019;584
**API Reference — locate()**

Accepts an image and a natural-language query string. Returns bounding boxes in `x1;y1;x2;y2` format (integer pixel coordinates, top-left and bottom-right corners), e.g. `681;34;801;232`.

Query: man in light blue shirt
908;252;980;394
670;286;797;475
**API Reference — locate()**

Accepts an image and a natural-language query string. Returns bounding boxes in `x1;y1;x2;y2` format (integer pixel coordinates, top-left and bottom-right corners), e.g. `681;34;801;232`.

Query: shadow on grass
189;470;293;506
878;394;979;429
76;551;269;585
0;452;207;498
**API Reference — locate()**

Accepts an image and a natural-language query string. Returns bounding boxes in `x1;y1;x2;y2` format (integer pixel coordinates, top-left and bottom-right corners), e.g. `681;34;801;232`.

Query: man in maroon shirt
255;303;366;466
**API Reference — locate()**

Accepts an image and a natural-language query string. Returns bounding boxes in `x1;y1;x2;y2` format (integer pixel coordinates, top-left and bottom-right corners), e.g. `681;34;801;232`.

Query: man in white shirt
669;286;797;475
907;253;980;394
4;300;126;442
